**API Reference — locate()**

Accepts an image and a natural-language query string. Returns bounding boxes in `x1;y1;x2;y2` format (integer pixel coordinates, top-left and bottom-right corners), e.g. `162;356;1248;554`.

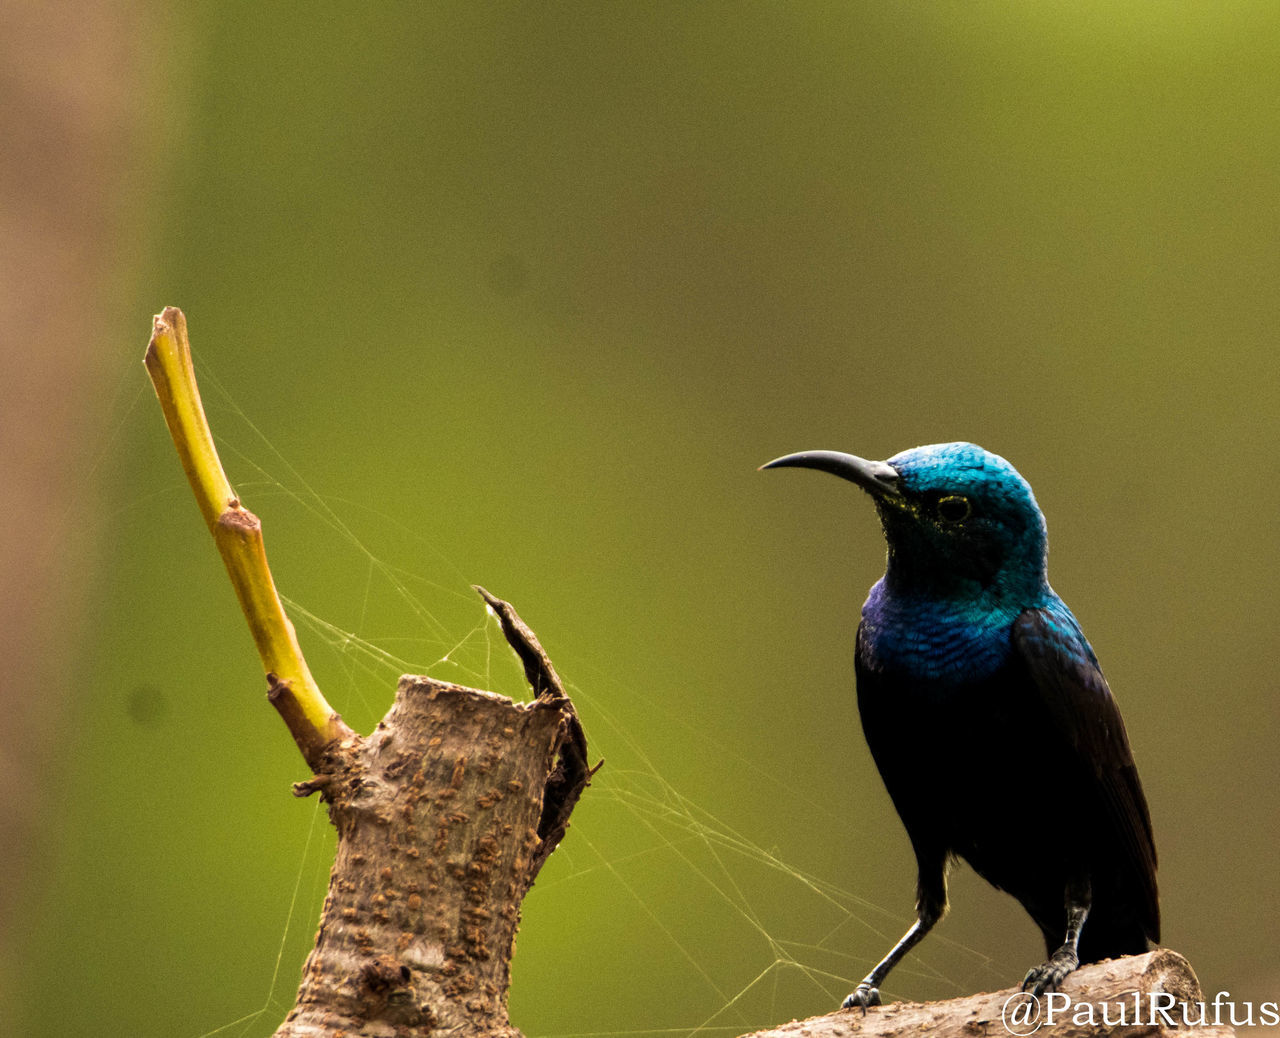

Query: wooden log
740;950;1235;1038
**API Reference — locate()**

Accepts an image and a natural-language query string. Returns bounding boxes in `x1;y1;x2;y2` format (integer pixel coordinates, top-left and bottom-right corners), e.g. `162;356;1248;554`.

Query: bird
761;442;1158;1009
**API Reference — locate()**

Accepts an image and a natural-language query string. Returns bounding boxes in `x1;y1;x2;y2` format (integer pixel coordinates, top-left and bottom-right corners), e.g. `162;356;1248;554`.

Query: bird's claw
842;982;882;1012
1021;947;1079;997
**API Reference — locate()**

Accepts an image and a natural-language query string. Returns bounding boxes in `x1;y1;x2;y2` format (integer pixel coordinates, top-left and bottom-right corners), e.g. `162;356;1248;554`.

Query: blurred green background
6;3;1279;1036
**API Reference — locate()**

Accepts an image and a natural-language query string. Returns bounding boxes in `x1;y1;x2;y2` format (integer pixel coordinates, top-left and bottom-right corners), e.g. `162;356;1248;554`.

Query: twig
143;306;350;766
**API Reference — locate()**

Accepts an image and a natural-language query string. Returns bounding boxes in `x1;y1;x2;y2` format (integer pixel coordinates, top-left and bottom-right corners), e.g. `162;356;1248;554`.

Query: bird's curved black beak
760;450;903;501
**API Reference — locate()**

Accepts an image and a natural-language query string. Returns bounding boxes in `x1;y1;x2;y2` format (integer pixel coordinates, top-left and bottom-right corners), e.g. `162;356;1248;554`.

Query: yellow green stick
144;306;347;764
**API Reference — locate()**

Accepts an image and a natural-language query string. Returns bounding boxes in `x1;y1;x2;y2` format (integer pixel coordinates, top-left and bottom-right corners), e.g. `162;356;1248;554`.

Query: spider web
128;367;1023;1038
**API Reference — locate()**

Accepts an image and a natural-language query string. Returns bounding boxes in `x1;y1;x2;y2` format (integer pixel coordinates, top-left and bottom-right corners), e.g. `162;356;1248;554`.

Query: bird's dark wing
1011;607;1159;942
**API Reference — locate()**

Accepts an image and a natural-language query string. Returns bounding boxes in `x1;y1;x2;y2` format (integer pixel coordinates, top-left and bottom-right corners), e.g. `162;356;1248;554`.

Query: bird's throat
861;579;1021;687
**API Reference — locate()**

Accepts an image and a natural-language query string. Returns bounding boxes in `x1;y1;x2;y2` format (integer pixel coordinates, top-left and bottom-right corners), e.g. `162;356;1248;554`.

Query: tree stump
276;671;589;1038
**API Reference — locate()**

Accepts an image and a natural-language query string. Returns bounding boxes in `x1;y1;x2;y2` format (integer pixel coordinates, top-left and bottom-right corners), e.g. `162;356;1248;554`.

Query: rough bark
741;950;1234;1038
273;593;592;1038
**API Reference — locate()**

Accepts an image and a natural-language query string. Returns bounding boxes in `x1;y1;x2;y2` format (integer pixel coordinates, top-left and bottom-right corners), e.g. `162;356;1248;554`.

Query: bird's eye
936;494;972;523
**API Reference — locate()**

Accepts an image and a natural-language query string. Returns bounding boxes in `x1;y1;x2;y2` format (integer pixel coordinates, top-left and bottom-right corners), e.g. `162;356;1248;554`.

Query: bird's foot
842;981;882;1013
1021;945;1079;997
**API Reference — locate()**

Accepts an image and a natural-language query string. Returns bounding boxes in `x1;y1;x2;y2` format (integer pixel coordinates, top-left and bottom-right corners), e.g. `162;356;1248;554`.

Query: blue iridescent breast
859;578;1023;691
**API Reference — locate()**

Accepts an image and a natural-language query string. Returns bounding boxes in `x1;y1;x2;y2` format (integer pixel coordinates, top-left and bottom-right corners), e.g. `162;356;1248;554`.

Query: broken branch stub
276;592;593;1038
144;309;593;1036
474;584;593;873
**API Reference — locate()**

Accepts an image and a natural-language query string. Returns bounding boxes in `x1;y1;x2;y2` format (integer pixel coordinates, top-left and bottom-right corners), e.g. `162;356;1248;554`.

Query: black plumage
763;442;1158;1007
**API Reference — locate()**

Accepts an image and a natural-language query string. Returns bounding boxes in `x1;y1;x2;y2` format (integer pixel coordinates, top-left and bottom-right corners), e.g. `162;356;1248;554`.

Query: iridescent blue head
763;442;1049;606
